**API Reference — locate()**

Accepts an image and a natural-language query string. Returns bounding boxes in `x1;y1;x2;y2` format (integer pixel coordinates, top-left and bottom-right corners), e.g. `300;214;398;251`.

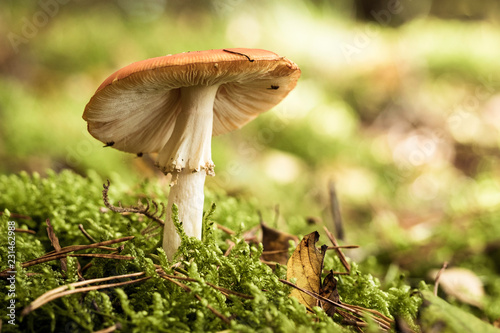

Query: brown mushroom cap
83;48;301;157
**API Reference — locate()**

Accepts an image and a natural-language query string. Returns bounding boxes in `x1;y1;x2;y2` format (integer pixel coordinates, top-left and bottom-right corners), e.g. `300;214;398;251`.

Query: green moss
0;170;465;332
418;290;500;333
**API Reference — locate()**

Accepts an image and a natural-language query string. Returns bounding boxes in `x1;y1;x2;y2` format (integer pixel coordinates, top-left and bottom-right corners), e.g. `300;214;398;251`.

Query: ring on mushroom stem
83;48;301;260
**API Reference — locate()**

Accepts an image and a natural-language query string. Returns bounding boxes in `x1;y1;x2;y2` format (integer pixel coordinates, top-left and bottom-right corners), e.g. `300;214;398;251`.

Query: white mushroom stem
163;169;206;259
159;84;219;260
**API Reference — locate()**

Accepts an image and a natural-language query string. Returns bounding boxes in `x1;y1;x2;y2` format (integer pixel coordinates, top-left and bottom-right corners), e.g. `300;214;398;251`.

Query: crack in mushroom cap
83;48;301;171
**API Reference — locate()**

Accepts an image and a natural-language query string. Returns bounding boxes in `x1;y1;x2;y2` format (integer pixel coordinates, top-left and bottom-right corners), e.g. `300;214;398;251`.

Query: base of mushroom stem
163;169;206;260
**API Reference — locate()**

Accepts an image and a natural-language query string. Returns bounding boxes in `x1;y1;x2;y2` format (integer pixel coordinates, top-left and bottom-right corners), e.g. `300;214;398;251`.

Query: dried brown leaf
320;270;340;316
286;231;328;310
283;232;394;331
261;222;298;265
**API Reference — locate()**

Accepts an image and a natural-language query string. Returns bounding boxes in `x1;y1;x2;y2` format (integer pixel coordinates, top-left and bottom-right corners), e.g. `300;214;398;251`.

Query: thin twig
0;236;134;276
0;212;32;220
274;204;280;228
224;240;236;257
323;227;351;273
262;249;288;255
242;225;261;243
10;253;134;271
22;272;149;316
216;223;235;235
141;221;161;236
103;180;165;225
280;279;393;331
14;228;36;234
145;232;161;240
346;304;394;324
160;274;231;324
434;261;449;296
93;246;121;252
157;271;253;300
260;259;279;268
79;224;97;243
81;262;93;273
41;236;134;257
328;181;344;240
327;245;359;250
222;48;254;62
76;259;84;281
92;323;122;333
46;219;67;273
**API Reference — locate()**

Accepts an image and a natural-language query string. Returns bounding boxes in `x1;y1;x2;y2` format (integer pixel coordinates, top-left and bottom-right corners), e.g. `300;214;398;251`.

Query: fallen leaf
286;231;328;310
320;270;340;316
284;232;393;330
430;267;485;308
261;222;298;265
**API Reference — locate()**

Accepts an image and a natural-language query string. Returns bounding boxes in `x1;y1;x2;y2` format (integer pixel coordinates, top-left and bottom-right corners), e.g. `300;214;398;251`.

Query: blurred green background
1;0;500;319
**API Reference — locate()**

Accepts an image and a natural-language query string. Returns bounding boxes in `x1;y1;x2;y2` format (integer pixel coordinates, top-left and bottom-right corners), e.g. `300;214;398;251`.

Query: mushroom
83;48;301;260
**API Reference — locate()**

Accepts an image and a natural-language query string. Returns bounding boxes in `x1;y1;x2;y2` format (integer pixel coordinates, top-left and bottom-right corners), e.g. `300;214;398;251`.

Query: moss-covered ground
0;170;416;332
1;170;499;332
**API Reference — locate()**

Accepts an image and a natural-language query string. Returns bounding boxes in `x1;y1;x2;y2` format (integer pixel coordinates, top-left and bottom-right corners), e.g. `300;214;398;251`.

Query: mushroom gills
156;84;219;175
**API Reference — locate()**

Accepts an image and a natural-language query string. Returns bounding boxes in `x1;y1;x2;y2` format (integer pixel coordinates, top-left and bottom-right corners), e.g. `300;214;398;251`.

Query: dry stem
102;180;165;226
